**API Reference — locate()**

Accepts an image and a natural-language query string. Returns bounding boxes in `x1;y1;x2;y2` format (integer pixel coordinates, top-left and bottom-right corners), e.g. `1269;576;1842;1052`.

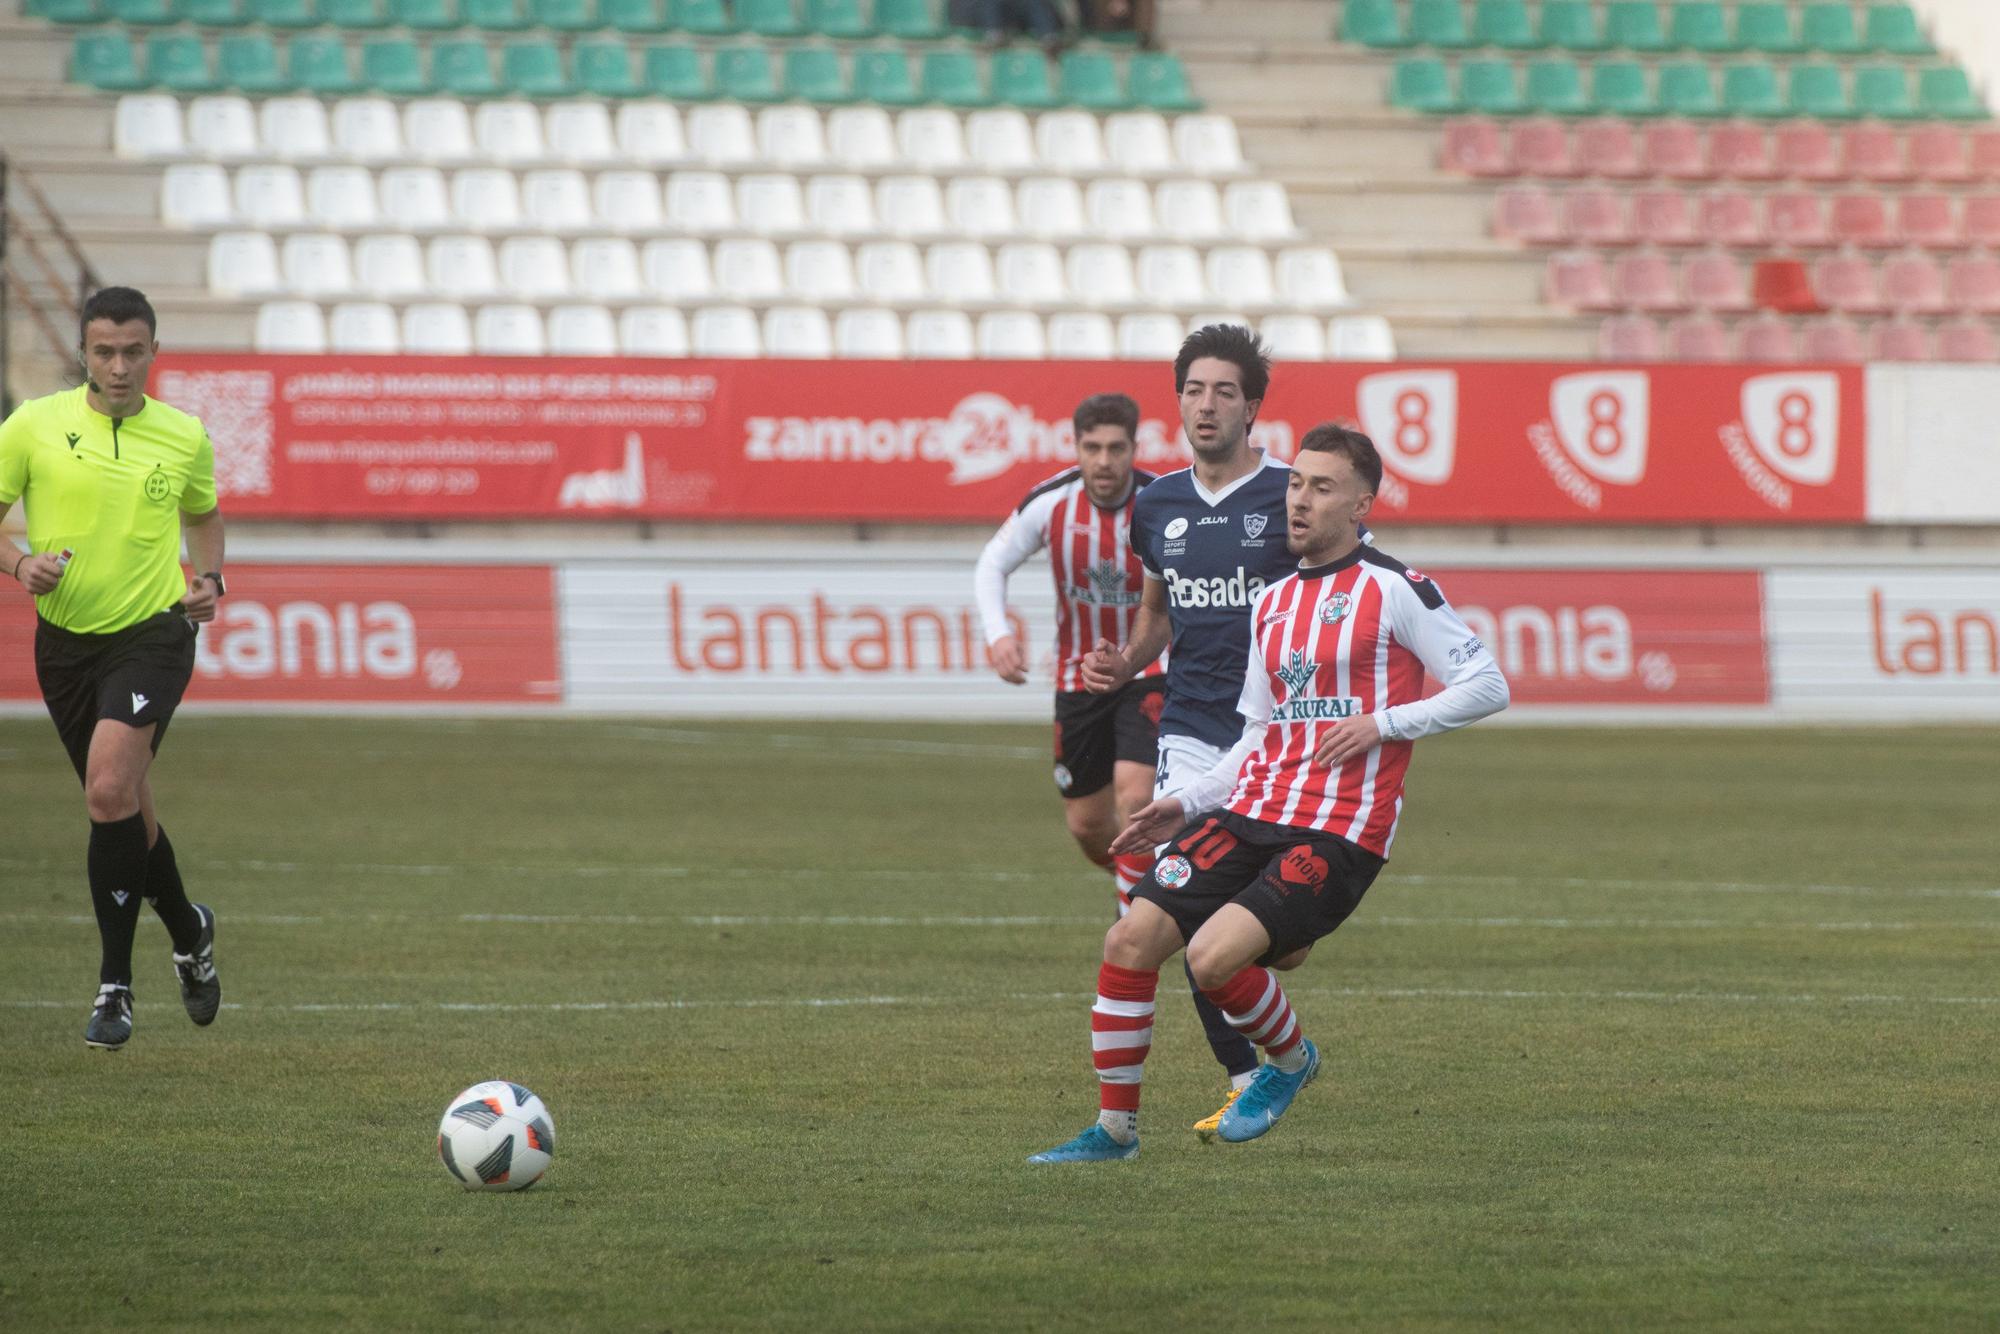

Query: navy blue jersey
1130;455;1297;748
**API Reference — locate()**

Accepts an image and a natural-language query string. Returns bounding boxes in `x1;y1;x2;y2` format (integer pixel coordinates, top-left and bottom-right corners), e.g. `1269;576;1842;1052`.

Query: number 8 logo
1394;389;1432;458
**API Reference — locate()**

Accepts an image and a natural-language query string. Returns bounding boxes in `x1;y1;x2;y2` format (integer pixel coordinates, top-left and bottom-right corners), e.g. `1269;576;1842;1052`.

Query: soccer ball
436;1080;555;1192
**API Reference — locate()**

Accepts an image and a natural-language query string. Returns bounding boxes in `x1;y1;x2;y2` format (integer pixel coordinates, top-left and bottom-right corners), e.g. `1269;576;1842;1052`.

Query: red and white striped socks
1201;966;1311;1074
1110;853;1152;917
1090;961;1157;1143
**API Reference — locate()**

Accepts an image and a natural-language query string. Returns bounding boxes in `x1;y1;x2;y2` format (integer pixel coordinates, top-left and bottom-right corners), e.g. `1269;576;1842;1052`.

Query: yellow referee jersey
0;386;218;634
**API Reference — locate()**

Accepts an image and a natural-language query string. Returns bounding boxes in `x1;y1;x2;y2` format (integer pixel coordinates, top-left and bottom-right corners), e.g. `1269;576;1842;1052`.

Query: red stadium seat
1909;126;1972;183
1830;194;1895;248
1970;129;2000;182
1684;249;1752;310
1513;120;1579;177
1936;318;1999;362
1709;122;1777;180
1800;316;1867;362
1698;189;1764;247
1766;192;1832;249
1813;251;1885;313
1946;254;2000;314
1895;194;1959;248
1774;122;1840;181
1565;188;1634;246
1752;257;1820;313
1738;313;1800;361
1881;251;1948;313
1643;121;1710;181
1612;250;1684;312
1667;313;1733;361
1545;248;1616;308
1843;124;1911;183
1597;314;1663;360
1964;197;2000;248
1576;119;1644;179
1495;185;1565;243
1869;318;1933;361
1634;189;1698;246
1442;118;1513;176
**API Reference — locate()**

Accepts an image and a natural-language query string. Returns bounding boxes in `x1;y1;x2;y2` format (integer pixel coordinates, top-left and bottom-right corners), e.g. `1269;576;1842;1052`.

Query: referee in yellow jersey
1;287;227;1050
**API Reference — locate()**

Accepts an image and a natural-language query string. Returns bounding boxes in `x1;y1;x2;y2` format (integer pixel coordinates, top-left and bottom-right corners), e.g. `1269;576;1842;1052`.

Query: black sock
145;826;203;954
88;814;150;988
1187;956;1259;1079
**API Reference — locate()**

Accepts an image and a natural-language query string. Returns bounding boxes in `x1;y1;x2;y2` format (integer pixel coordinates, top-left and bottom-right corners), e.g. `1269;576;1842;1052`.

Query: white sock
1268;1042;1309;1074
1096;1109;1138;1143
1229;1069;1257;1091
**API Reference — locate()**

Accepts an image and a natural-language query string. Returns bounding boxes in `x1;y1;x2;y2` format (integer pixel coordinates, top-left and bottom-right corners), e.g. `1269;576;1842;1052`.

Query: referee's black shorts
1052;678;1165;799
34;610;198;782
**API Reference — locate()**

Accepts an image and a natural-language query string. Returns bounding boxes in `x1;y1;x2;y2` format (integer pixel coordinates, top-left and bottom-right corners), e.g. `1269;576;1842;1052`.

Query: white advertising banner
1767;568;2000;718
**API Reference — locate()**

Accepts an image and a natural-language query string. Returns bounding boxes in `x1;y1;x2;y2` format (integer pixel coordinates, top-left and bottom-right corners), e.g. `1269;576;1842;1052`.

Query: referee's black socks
87;814;149;988
144;826;203;954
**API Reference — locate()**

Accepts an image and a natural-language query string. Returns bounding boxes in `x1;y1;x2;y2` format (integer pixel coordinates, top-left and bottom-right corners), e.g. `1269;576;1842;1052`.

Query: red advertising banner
149;357;1866;525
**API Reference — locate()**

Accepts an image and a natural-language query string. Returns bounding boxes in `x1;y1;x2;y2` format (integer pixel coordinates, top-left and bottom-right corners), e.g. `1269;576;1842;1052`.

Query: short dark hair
79;286;157;345
1073;392;1139;441
1173;324;1271;403
1298;422;1383;495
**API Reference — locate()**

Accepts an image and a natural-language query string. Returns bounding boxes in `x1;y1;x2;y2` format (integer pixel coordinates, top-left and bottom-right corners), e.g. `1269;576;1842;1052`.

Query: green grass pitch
2;717;1997;1331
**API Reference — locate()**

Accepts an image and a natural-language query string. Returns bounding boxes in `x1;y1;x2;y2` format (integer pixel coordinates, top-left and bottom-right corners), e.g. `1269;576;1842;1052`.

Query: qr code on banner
155;370;274;497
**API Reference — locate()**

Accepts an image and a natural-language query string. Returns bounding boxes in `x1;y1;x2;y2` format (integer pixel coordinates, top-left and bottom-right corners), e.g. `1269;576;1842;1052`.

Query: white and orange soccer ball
436;1080;555;1192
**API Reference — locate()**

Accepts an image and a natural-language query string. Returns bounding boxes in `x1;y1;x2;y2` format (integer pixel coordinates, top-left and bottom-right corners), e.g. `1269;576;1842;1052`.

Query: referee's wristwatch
203;571;227;598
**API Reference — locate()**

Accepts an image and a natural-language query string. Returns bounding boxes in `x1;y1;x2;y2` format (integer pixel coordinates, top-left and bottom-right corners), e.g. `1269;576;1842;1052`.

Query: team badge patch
1319;592;1352;624
1405;568;1430;584
1154;855;1193;889
143;471;172;502
1242;513;1268;539
1052;764;1074;792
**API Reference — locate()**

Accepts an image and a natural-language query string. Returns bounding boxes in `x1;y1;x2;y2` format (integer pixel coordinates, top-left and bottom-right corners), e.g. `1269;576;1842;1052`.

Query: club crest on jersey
1154;855;1193;889
1243;513;1268;539
1319;592;1352;625
1406;568;1430;584
1276;649;1318;698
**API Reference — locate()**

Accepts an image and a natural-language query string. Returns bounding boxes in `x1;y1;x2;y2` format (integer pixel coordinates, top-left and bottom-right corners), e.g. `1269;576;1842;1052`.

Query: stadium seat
1340;0;1409;48
1495;185;1562;243
1105;113;1175;175
1442;118;1511;175
876;175;947;236
115;94;185;158
1642;119;1710;178
765;306;835;357
390;0;455;29
1565;188;1632;246
1129;53;1200;112
1666;312;1732;359
279;233;352;296
645;46;714;100
533;0;596;28
1474;0;1540;50
499;235;573;297
254;301;327;352
1409;0;1473;47
1460;60;1526;116
450;167;522;229
621;306;691;356
1537;0;1603;50
1605;1;1670;52
1918;68;1986;121
1896;193;1957;247
361;40;429;96
1767;192;1832;248
616;102;688;164
1881;251;1947;312
1852;65;1915;120
1670;2;1736;52
256;0;318;23
39;0;106;20
1734;3;1800;54
288;36;359;95
672;0;737;33
1839;124;1908;183
713;238;784;299
1698;188;1763;247
1390;58;1459;113
687;103;757;165
1277;247;1351;309
642;237;715;301
1633;189;1696;246
1570;119;1638;178
758;106;828;167
807;174;877;234
1596;313;1661;360
148;34;220;93
1773;122;1840;181
1016;177;1086;237
1947;254;2000;313
990;51;1058;110
692;306;762;356
737;174;807;234
897;107;967;170
207;231;280;294
522;169;592;230
1831;193;1894;247
1866;3;1934;55
1910;125;1972;182
827;106;897;168
1047;310;1113;358
1259;314;1328;359
946;176;1016;238
570;42;640;96
1135;245;1207;308
235;164;306;226
433;40;502;98
1173;115;1246;174
1328;314;1397;359
1115;312;1182;358
1612;249;1681;310
475;305;547;355
1060;52;1130;111
1936;319;1998;362
1514;119;1579;176
1223;181;1298;240
1545;248;1614;308
404;99;475;161
1751;256;1819;312
328;302;399;352
428;234;501;298
1736;313;1798;360
1870;318;1932;361
919;50;988;107
352;234;426;296
740;0;803;37
1068;242;1139;307
546;103;616;163
109;0;173;23
1724;63;1791;118
320;0;391;25
1085;178;1156;240
874;0;944;41
969;108;1037;172
1683;248;1750;309
1800;315;1867;360
994;242;1067;304
1800;2;1864;54
220;34;291;94
1036;110;1106;173
832;307;904;356
1589;61;1654;117
1658;61;1723;117
907;309;975;357
1527;59;1590;115
1812;251;1883;311
1703;123;1770;180
785;239;857;302
548;305;618;356
783;46;851;103
331;98;402;160
852;49;920;106
1205;245;1275;307
805;0;873;37
474;101;546;162
665;170;733;231
1965;197;2000;248
856;240;927;302
1154;179;1225;241
188;95;258;157
925;241;996;303
161;162;233;227
716;46;783;103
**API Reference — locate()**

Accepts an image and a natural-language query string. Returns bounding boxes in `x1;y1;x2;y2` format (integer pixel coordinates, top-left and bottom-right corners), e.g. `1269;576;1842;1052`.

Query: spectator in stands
975;0;1067;55
1082;0;1156;48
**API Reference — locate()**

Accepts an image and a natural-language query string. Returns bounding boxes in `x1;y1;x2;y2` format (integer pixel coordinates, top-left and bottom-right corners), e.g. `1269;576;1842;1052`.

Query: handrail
0;151;102;414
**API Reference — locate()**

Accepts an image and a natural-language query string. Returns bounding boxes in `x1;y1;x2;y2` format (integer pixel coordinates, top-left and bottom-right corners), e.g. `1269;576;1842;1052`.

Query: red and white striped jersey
975;467;1164;694
1223;545;1507;857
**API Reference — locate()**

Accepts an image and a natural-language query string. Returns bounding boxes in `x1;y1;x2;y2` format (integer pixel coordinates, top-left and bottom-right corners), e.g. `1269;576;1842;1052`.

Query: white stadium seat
161;163;232;228
1134;245;1207;308
735;173;807;236
946;176;1019;240
1065;243;1137;308
475;304;547;355
712;238;785;301
1330;315;1397;361
827;106;899;170
1046;310;1115;358
571;237;645;299
806;174;877;236
687;104;758;167
785;240;858;303
403;99;474;163
598;170;669;233
615;102;687;166
1173;114;1247;174
521;168;594;232
253;301;326;353
546;102;617;164
332;97;403;161
1205;245;1277;309
619;305;690;356
1224;181;1300;241
1188;310;1250;332
977;311;1046;358
764;305;834;358
281;233;354;298
1085;178;1157;241
187;95;257;158
1154;179;1225;242
427;234;500;299
834;307;904;357
925;242;996;305
353;234;427;298
306;166;379;228
994;242;1067;305
967;108;1037;173
875;176;947;238
856;241;927;304
207;232;280;296
1105;112;1176;175
896;108;967;171
328;301;399;353
473;101;545;164
402;302;473;355
1015;178;1085;239
1117;312;1184;358
499;236;573;299
1261;314;1328;360
233;165;305;227
378;167;451;230
450;167;523;231
758;106;827;168
1035;111;1106;173
905;309;974;358
115;94;184;158
548;304;619;356
664;171;735;232
1276;247;1354;311
642;238;716;302
260;96;331;159
692;306;763;357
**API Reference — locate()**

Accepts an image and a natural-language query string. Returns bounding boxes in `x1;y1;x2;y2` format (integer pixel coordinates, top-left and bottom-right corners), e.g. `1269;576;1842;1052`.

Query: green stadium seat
432;39;501;95
38;0;104;23
181;0;251;27
1604;1;1668;52
1657;59;1721;115
533;0;599;31
782;46;852;101
1733;4;1801;55
1339;0;1409;48
805;0;873;38
1851;64;1914;118
1409;0;1472;49
1059;50;1128;109
108;0;175;22
852;48;919;103
1724;62;1790;117
1917;67;1986;120
643;44;713;98
219;33;292;91
1786;62;1852;118
990;50;1058;108
1865;5;1933;56
147;35;221;91
252;0;319;27
1459;58;1524;114
600;0;664;30
1525;58;1587;114
573;39;640;93
1537;1;1603;52
502;39;571;94
1472;0;1538;49
1800;3;1864;56
715;45;782;100
288;34;360;92
1589;59;1654;115
671;0;737;34
921;50;990;106
1388;56;1457;112
873;0;943;40
390;0;456;28
740;0;804;36
1668;3;1735;53
463;0;529;28
1129;52;1199;110
71;32;149;89
361;38;430;93
319;0;389;26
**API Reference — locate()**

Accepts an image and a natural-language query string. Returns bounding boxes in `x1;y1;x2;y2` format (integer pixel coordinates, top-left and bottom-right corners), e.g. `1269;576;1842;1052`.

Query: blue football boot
1216;1038;1319;1143
1026;1124;1139;1163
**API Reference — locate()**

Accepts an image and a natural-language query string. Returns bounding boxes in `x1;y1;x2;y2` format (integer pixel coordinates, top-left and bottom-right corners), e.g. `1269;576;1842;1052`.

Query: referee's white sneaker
173;904;221;1026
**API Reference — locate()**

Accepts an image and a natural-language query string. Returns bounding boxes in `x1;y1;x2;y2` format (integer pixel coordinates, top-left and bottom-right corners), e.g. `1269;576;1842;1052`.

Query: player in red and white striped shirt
975;394;1164;915
1029;423;1509;1162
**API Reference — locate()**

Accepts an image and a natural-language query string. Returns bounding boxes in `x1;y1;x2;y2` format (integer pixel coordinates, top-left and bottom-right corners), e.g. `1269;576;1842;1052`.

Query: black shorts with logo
35;610;198;782
1131;808;1386;964
1052;678;1165;799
